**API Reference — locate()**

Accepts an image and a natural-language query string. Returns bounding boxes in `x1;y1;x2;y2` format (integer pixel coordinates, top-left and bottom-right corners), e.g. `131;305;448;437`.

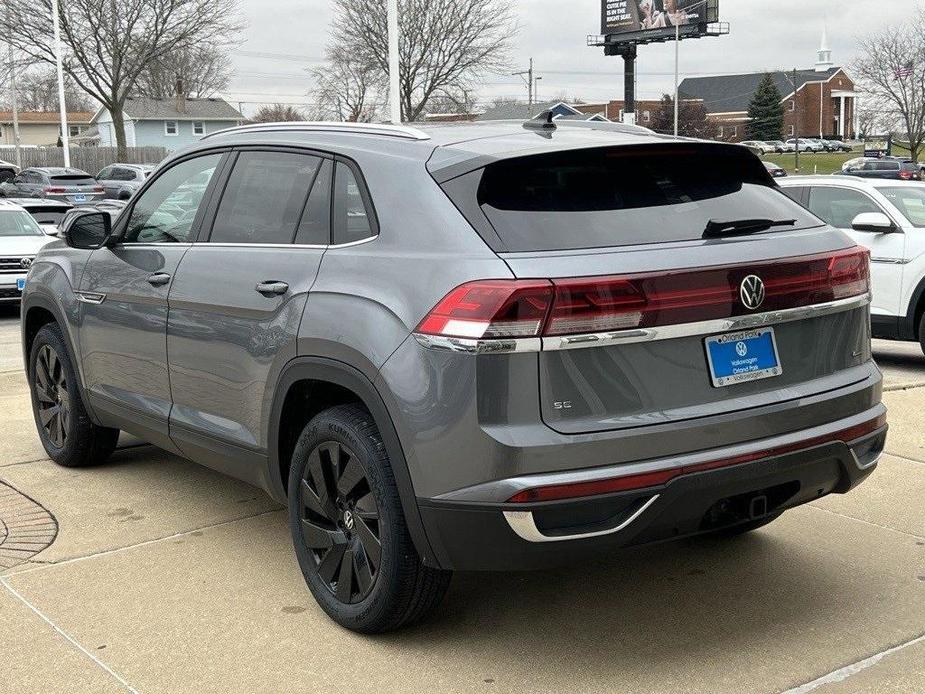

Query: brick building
678;31;859;142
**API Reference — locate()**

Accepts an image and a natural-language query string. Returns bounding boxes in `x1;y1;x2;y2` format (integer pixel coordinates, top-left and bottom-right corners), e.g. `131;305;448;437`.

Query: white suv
779;176;925;352
0;200;55;302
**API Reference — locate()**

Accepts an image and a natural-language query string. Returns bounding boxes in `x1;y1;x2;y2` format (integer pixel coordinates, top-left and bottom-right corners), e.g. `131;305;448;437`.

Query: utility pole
674;21;680;136
50;0;70;166
387;0;401;123
6;6;21;168
513;58;534;107
793;68;800;173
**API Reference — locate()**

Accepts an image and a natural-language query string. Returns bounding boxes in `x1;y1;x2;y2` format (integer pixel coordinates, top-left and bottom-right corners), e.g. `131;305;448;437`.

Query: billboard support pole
621;44;637;125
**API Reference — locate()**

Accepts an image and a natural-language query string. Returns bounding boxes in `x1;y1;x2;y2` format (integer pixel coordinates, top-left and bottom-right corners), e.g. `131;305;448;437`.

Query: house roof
678;67;843;114
94;97;243;123
476;100;581;122
0;111;93;124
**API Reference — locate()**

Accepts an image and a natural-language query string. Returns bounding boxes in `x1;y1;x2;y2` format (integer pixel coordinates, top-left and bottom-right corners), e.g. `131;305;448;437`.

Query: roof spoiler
523;110;557;132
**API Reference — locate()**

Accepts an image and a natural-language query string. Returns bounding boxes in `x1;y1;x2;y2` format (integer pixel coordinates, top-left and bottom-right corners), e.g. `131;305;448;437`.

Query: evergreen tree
746;73;785;141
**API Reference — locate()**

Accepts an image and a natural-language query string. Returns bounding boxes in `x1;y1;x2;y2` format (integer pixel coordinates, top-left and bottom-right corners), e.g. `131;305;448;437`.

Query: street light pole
50;0;70;165
387;0;401;124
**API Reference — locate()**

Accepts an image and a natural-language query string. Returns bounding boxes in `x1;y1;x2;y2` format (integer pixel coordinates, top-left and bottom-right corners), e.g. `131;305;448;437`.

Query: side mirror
63;211;111;249
851;212;895;234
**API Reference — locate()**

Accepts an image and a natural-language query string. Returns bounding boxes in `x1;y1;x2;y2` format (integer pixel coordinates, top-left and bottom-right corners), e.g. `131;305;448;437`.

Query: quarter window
807;187;883;229
124;153;222;243
294;159;332;245
164;121;178;136
210;151;322;245
332;162;375;245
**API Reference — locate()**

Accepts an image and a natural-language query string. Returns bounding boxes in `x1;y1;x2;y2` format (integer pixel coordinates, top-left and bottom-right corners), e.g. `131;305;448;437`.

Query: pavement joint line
10;507;286;578
883;381;925;392
806;504;925;540
0;443;154;470
0;576;139;693
781;631;925;694
883;451;925;466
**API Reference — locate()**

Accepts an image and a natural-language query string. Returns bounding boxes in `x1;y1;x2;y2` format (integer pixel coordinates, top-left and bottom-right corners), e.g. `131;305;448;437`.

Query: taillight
900;170;913;180
507;412;886;503
415;280;553;339
416;248;870;340
44;187;65;193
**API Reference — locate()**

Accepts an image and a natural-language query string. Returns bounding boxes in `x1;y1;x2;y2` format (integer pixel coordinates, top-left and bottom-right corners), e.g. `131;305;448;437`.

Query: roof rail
201;121;432;141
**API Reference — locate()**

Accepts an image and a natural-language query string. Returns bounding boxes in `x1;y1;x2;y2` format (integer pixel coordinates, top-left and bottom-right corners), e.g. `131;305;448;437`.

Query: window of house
718;126;724;138
642;110;650;123
789;100;795;111
788;125;795;136
68;125;81;137
210;151;323;245
731;126;737;137
164;120;178;136
192;121;204;136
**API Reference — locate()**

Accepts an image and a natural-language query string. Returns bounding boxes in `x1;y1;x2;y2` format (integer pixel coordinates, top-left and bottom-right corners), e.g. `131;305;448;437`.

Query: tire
28;323;119;467
288;404;451;633
710;511;784;538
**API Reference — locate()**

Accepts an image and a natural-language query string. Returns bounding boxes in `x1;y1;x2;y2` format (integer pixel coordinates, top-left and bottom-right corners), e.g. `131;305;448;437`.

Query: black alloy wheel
298;441;382;604
34;344;70;448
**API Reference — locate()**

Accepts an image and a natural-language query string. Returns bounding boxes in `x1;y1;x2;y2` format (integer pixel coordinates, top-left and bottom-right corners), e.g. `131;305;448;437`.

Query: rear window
24;207;69;225
465;146;820;252
50;175;96;185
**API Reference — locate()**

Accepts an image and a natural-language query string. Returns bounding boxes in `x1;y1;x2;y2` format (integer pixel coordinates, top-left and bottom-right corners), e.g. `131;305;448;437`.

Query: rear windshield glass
472;146;820;252
26;208;69;225
50;175;96;185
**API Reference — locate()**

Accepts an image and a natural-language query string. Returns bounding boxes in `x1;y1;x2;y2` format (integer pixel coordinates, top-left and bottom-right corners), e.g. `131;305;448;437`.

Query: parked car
0;200;55;302
3;198;73;235
21;120;885;633
96;163;155;200
766;140;794;153
0;167;104;204
786;138;823;153
841;158;921;181
740;141;776;155
824;140;853;153
780;176;925;351
0;159;19;184
763;160;787;177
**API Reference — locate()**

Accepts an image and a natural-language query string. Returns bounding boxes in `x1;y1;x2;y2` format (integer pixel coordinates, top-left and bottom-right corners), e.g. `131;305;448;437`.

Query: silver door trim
75;291;106;305
503;495;660;543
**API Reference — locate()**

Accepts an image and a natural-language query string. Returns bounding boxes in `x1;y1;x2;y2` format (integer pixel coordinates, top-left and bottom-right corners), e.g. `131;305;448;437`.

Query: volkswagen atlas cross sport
21;118;886;633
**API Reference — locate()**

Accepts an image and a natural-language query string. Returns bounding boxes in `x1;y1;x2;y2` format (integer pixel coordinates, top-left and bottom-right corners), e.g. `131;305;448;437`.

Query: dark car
0;159;18;184
96;163;155;200
0;167;104;204
763;160;787;177
21;119;884;633
842;158;921;181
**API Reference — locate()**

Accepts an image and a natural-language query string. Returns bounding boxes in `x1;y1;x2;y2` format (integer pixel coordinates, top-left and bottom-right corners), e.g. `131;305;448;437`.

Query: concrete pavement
1;306;923;693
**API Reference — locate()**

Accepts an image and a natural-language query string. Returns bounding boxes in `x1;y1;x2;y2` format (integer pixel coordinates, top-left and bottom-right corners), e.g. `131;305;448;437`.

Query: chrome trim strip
413;334;542;355
187;236;378;251
75;291;105;305
542;293;871;351
413;294;871;354
871;257;908;265
503;495;660;543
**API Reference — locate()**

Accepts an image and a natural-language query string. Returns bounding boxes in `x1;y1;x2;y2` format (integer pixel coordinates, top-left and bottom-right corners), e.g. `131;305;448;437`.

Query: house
476;101;609;122
571;99;704;126
91;96;244;151
679;31;859;142
0;111;93;146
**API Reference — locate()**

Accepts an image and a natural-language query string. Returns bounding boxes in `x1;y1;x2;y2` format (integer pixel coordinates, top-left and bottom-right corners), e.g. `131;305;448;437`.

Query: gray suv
20;120;886;633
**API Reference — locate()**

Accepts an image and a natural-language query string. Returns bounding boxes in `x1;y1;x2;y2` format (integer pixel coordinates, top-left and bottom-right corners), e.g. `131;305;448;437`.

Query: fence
0;146;168;173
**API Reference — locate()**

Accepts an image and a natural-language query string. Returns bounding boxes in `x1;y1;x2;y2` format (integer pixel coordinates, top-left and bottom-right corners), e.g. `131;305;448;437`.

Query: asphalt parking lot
0;305;922;694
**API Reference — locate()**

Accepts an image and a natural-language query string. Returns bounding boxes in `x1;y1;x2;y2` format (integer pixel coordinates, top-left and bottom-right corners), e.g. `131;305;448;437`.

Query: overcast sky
225;0;906;115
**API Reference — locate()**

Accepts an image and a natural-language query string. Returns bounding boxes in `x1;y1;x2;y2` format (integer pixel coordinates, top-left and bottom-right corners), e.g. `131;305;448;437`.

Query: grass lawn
762;151;857;176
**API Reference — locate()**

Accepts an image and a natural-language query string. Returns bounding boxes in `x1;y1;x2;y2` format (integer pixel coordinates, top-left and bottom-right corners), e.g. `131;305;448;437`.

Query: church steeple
815;26;834;72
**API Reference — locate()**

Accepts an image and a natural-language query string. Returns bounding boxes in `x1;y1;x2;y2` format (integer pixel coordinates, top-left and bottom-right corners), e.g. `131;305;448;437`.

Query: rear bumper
417;407;886;571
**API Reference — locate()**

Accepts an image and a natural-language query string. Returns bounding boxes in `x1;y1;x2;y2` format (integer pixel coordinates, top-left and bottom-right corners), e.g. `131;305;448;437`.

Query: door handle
147;273;171;286
255;281;289;296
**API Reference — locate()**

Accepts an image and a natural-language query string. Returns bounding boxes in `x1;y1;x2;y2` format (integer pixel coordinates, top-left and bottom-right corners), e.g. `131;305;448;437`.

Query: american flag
895;62;914;79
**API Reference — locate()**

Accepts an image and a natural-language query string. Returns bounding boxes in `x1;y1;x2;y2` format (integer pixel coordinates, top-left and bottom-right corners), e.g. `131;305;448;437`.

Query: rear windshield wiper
703;218;797;238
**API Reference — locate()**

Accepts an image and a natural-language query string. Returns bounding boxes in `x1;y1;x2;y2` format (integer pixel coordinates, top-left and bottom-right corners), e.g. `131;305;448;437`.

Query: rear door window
294;159;332;245
464;146;820;252
807;187;883;229
210;151;322;245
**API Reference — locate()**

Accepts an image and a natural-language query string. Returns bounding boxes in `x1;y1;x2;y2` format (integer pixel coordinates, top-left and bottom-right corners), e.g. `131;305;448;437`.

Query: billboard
601;0;719;36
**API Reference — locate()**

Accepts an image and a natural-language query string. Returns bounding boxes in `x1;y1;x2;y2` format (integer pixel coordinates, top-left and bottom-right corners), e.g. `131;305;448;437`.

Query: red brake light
417;249;870;340
507;413;886;503
415;280;553;339
43;187;65;193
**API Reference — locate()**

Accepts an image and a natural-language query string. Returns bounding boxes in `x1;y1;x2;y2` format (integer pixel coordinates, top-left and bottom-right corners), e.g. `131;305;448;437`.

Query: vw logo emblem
20;257;32;270
342;510;355;531
735;341;748;357
740;275;765;310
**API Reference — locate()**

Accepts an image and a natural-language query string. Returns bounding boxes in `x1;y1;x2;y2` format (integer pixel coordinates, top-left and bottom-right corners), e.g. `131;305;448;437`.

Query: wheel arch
268;356;440;567
903;272;925;340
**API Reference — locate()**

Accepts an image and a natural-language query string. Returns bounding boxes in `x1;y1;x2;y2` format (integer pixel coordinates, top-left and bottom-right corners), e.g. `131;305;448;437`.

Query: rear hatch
437;142;871;435
46;174;102;200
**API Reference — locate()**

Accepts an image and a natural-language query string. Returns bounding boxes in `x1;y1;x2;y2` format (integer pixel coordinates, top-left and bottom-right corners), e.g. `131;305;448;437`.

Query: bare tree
326;0;516;122
311;47;379;122
15;69;96;112
649;94;712;138
136;46;232;99
251;104;307;123
853;13;925;159
2;0;244;157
